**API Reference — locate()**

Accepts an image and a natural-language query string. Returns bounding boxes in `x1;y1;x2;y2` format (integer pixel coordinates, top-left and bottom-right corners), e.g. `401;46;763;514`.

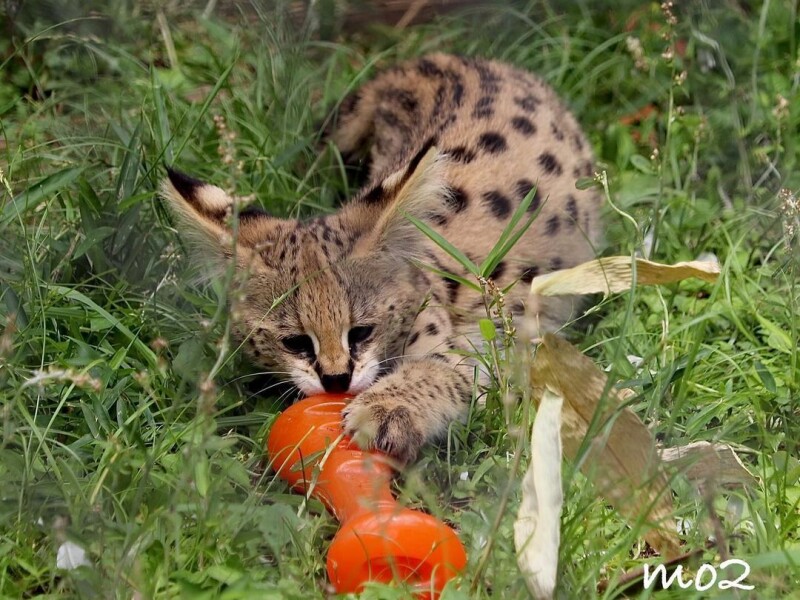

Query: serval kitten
161;54;601;463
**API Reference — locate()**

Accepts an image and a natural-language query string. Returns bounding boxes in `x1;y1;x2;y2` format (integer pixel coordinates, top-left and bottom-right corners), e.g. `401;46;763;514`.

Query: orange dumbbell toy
266;393;467;598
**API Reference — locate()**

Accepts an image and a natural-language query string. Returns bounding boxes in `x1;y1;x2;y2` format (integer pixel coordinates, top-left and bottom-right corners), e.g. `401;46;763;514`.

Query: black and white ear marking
163;166;235;220
165;167;204;204
352;144;449;261
160;167;236;257
406;136;437;176
381;136;438;192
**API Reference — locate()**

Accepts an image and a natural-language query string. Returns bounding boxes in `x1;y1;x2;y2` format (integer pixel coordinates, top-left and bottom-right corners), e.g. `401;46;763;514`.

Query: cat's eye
348;325;374;347
281;334;315;355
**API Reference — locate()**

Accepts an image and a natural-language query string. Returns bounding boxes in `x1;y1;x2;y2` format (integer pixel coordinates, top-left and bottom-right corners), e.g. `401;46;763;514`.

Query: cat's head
161;145;447;394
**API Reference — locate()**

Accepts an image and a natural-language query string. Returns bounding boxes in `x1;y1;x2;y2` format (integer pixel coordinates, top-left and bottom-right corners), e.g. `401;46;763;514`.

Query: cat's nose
321;373;351;393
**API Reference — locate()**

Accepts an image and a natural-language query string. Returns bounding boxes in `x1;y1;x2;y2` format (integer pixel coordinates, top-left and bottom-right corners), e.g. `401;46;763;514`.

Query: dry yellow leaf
659;441;756;491
528;256;720;297
530;334;682;559
514;387;564;600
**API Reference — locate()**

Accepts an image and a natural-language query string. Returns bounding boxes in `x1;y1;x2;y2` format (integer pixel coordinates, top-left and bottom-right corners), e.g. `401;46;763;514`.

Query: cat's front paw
341;392;424;464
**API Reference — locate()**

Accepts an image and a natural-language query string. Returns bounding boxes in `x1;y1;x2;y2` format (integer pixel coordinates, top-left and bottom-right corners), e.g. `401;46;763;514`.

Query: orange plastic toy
266;393;467;598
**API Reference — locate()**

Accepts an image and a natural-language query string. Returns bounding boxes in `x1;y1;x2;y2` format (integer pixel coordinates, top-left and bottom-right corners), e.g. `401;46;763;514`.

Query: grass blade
406;213;480;277
480;185;541;278
1;167;84;225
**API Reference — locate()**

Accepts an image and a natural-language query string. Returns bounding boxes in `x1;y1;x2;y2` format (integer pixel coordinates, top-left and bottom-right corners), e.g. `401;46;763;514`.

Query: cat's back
328;53;602;328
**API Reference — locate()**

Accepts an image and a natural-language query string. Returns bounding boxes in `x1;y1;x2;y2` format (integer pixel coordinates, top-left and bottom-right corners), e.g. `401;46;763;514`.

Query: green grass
1;0;799;597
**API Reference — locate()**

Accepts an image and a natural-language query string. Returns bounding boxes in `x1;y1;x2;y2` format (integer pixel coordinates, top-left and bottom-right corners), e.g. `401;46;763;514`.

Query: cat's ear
351;142;449;260
160;168;265;272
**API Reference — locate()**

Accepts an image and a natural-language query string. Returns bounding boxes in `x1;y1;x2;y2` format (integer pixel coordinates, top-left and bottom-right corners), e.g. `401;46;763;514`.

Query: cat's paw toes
342;395;423;464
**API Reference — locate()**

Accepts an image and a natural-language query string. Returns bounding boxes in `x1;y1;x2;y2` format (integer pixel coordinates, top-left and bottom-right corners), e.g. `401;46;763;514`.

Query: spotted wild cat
161;54;601;463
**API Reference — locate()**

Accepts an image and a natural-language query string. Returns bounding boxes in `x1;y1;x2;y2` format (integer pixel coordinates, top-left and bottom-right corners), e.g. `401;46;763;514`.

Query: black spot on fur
439;68;466;108
447;146;477;164
363;184;385;204
238;205;268;221
376;108;409;135
451;79;465;107
520;265;539;283
515;179;534;198
538;152;563;175
386;87;418;113
515;179;541;212
550;121;565;141
545;215;560;236
440;114;457;131
482;190;512;219
339;91;360;116
456;54;477;68
430;84;447;123
478;132;507;154
446;186;469;213
510;116;536;136
425;323;440;336
510;70;537;88
514;95;540;112
477;64;502;94
511;301;525;313
571;133;584;152
472;96;494;119
565;195;579;224
407;331;420;347
549;257;563;271
443;277;460;303
417;58;444;78
490;261;506;280
430;213;449;226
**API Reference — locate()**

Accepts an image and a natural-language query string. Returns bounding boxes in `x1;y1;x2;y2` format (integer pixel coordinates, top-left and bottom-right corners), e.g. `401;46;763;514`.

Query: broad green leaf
756;315;793;354
194;455;209;497
173;339;208;380
479;318;496;341
630;154;655;174
754;361;777;393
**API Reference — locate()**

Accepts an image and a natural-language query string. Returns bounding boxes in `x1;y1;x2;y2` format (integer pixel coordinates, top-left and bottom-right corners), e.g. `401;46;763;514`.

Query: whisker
229;370;291;384
277;386;302;404
246;379;296;400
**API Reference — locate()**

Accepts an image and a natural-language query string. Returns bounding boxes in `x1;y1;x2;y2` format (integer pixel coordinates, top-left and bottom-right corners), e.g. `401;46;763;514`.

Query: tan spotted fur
161;54;601;463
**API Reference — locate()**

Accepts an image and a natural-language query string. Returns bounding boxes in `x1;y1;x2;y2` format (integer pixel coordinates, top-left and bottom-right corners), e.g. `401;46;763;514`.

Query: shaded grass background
1;0;799;597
